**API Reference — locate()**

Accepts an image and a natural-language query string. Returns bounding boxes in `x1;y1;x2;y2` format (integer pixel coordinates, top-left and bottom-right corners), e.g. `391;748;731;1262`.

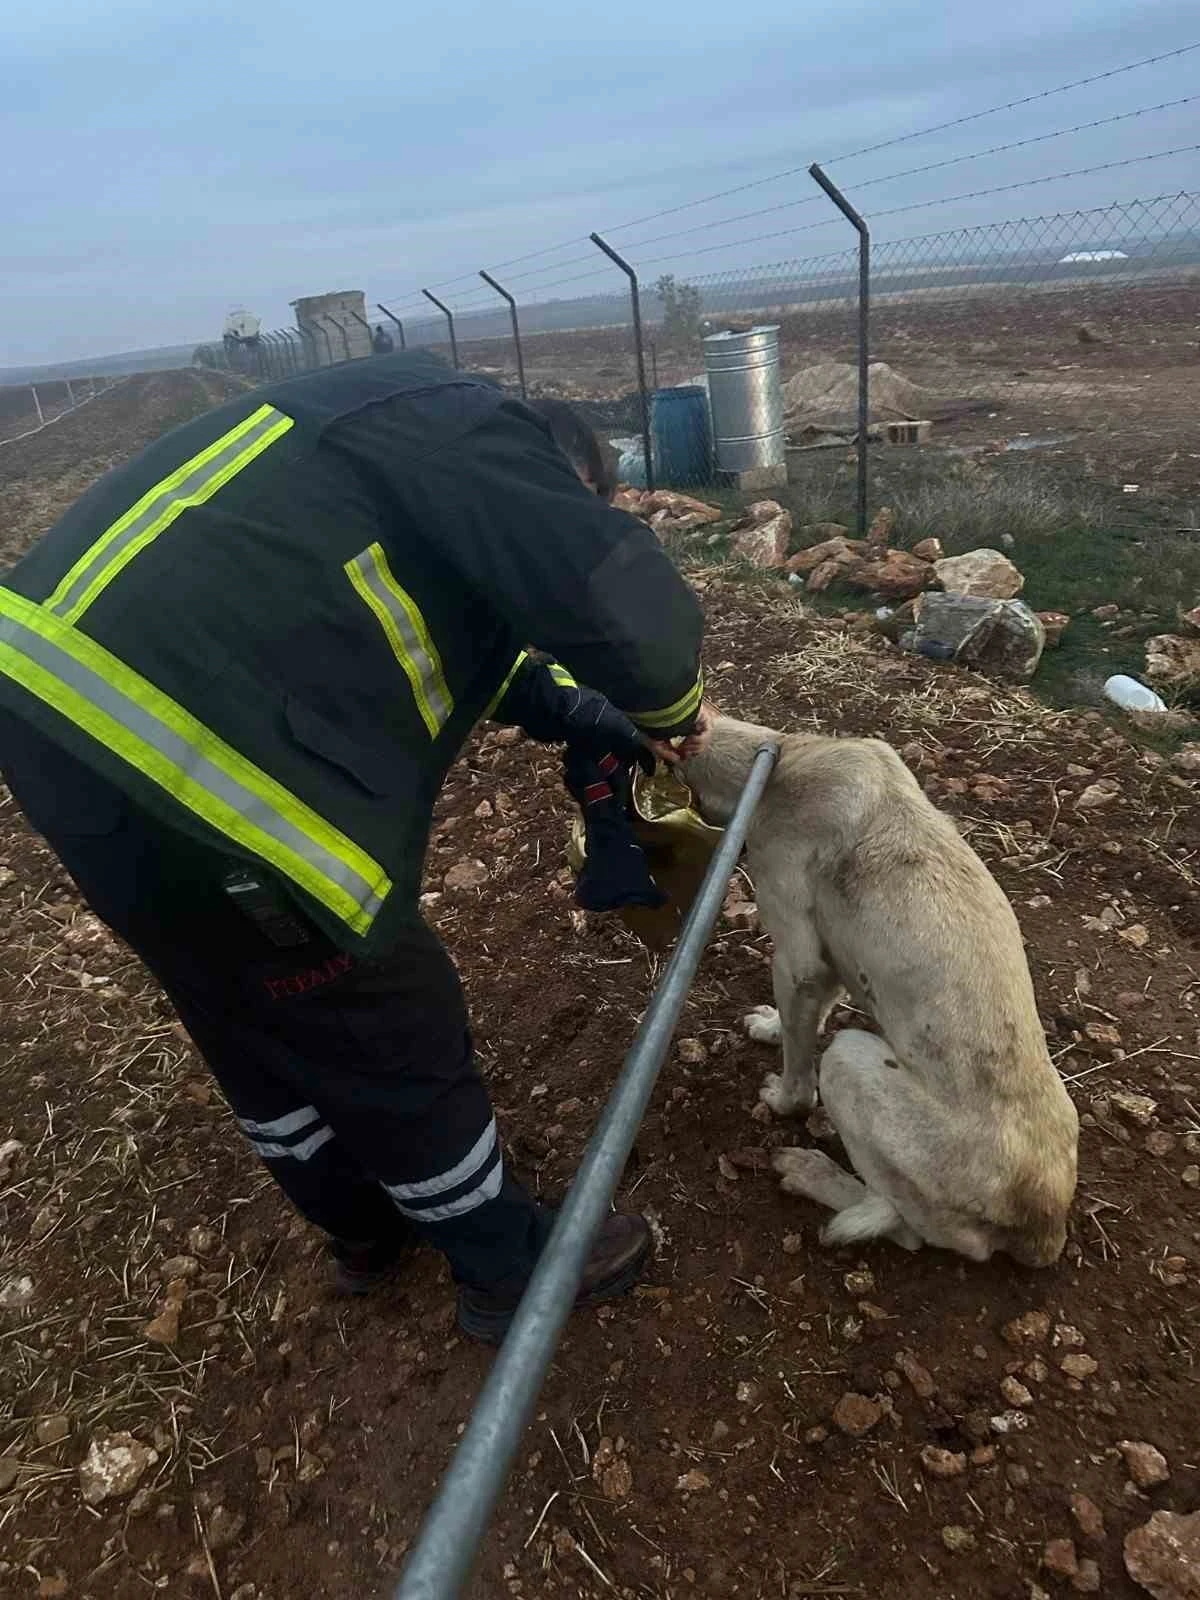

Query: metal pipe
261;332;282;380
314;321;334;366
478;270;527;398
298;327;320;370
347;307;374;357
590;232;653;492
279;330;301;375
377;303;407;350
422;290;458;368
809;163;870;539
393;740;778;1600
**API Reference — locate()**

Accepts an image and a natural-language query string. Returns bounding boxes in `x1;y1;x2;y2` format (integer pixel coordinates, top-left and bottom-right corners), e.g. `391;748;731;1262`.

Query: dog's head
681;712;779;827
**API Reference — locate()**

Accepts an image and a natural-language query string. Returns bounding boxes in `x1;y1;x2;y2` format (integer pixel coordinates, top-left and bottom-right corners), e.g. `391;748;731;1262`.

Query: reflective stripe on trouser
345;543;454;738
46;404;294;624
0;586;391;938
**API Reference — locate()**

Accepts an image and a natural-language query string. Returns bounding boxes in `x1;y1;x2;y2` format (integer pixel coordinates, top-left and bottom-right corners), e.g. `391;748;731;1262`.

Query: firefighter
0;352;705;1344
372;324;395;356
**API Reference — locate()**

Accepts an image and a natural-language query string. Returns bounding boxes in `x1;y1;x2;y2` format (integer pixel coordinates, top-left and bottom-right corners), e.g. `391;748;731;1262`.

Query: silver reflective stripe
393;1159;505;1223
346;546;453;736
386;1118;497;1202
48;406;293;621
0;611;387;927
240;1105;321;1139
250;1126;335;1163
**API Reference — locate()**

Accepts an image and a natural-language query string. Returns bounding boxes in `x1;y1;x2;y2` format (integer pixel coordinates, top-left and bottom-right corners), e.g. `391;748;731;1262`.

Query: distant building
291;291;371;365
1057;250;1129;264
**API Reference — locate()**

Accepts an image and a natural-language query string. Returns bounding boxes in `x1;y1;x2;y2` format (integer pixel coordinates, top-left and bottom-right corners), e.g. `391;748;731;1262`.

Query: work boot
330;1230;416;1297
456;1210;652;1344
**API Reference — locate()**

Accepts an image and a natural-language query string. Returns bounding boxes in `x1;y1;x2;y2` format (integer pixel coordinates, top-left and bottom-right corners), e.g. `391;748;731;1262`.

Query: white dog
683;714;1078;1265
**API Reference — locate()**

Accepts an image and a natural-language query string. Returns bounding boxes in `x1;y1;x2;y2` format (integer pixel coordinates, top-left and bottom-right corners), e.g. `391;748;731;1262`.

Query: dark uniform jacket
0;353;703;954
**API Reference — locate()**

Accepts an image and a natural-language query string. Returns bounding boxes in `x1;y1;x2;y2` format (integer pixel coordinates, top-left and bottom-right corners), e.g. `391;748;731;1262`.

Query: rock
592;1437;633;1501
832;1392;882;1437
782;1233;804;1255
78;1433;158;1505
1054;1325;1086;1349
990;1410;1030;1435
1001;1376;1034;1408
473;799;494;819
722;887;759;929
1171;745;1200;777
1044;1538;1080;1580
1144;1130;1175;1157
796;521;851;546
207;1505;247;1551
911;593;1045;681
1119;1441;1170;1490
806;557;849;593
186;1225;219;1255
934;548;1025;600
142;1279;188;1346
1074;1558;1102;1593
443;859;489;892
1061;1354;1098;1381
842;1269;875;1296
895;1350;936;1399
1038;611;1071;648
731;501;792;568
1077;323;1111;345
1145;634;1200;688
0;1274;35;1311
676;1038;708;1064
1002;1310;1052;1348
676;1468;712;1492
848;548;934;601
866;506;895;550
157;1255;200;1280
37;1575;68;1599
1075;781;1121;813
0;1455;21;1491
1124;1508;1200;1599
941;1525;977;1553
920;1445;967;1479
642;491;724;536
1110;1093;1157;1127
1071;1494;1106;1543
0;1138;24;1179
35;1415;70;1446
1008;1463;1031;1488
912;537;944;562
1092;604;1121;621
1184;606;1200;634
786;535;866;577
1182;1166;1200;1188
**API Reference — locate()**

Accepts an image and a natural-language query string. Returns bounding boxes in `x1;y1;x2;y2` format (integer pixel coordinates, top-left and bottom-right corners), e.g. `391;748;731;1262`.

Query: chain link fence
0;374;118;448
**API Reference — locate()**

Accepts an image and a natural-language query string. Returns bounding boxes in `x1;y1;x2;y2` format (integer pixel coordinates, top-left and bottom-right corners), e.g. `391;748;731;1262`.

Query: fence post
323;316;351;362
809;163;870;539
377;303;407;350
31;387;44;428
347;308;374;357
313;321;334;366
478;271;527;398
421;290;459;368
65;379;75;409
278;331;300;374
589;232;653;492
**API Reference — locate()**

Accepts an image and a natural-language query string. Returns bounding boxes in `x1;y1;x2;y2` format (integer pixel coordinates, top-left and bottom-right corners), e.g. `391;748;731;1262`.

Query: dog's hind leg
758;948;841;1117
818;1029;988;1258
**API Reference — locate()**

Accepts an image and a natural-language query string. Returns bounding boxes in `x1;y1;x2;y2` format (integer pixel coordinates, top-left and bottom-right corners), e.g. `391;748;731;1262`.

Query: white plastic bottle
1103;674;1168;714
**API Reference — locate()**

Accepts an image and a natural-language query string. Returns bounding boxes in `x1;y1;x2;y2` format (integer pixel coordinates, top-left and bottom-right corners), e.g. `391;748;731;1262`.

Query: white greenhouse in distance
1057;249;1130;264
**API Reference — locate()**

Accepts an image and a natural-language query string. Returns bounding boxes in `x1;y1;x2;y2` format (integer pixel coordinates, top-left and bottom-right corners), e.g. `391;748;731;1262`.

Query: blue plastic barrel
650;385;712;487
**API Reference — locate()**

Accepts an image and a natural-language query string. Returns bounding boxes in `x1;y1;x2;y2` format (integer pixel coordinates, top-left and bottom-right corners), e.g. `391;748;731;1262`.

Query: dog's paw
744;1005;782;1045
773;1146;832;1195
758;1072;815;1118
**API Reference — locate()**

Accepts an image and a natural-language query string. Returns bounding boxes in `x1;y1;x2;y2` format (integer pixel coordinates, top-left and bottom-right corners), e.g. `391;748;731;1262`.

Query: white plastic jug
1103;674;1168;714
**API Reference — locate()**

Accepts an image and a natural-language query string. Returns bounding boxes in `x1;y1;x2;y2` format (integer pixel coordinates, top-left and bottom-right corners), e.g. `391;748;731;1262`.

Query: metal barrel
702;325;785;474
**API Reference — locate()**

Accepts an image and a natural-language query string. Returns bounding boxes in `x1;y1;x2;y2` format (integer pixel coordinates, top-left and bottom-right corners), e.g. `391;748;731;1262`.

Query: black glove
563;748;666;913
560;687;655;776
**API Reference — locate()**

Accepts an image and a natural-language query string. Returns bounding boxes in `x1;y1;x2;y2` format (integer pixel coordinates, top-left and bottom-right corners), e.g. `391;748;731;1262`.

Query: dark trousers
1;720;551;1292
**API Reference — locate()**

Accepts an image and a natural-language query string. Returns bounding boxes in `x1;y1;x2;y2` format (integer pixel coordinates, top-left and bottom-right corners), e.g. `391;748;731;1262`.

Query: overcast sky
2;0;1196;366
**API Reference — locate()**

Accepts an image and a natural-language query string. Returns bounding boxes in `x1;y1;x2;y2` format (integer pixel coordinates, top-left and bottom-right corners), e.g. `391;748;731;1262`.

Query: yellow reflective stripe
0;588;390;937
345;544;454;739
548;662;577;688
631;670;704;730
47;404;294;624
482;650;529;721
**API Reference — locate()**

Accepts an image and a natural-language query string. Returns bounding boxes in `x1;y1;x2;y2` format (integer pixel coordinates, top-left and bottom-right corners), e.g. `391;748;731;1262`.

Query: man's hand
563;689;655;775
647;700;716;766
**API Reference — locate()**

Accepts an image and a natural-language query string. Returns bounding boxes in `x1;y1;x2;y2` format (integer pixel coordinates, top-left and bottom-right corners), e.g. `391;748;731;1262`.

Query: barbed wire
371;40;1200;306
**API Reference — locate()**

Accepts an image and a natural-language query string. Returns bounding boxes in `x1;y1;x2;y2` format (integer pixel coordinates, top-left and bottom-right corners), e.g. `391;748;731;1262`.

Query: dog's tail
820;1194;919;1251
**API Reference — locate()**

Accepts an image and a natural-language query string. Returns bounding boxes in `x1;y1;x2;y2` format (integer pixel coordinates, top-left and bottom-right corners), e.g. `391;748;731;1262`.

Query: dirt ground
461;276;1200;501
1;373;1198;1600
